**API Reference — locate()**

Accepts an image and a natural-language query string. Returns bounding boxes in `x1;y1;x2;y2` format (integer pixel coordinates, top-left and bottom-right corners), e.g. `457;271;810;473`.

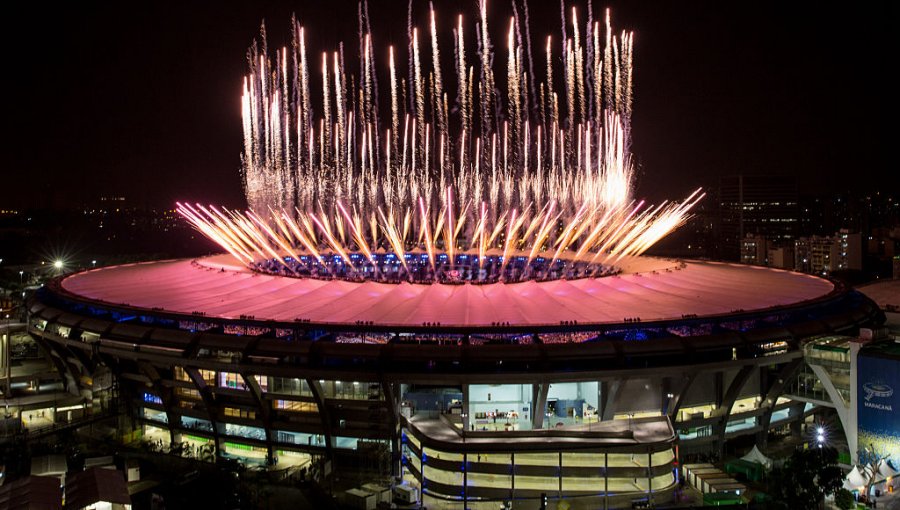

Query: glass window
181;416;213;432
218;372;246;390
224;407;257;420
268;377;313;397
142;407;168;423
175;387;201;400
198;369;215;385
333;436;361;449
224;423;266;440
253;375;268;392
275;400;317;413
320;380;382;400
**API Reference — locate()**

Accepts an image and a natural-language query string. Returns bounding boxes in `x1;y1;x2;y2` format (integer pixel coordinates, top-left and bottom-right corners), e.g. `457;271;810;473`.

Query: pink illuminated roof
60;255;835;327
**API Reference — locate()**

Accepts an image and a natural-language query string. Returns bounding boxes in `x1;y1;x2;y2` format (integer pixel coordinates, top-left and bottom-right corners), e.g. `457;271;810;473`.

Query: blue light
143;392;163;405
625;330;649;341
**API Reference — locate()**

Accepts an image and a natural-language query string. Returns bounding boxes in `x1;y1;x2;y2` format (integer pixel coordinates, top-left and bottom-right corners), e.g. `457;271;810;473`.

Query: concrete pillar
714;371;724;410
532;382;549;429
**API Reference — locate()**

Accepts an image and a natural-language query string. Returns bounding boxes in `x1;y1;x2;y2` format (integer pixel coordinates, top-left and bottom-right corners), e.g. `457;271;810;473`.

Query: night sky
6;1;894;210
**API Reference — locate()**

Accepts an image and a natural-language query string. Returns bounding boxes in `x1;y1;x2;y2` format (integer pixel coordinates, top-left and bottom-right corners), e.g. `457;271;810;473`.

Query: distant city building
716;175;799;261
738;240;795;270
794;230;863;275
834;230;863;272
767;245;795;270
794;235;835;275
801;192;898;237
740;234;769;265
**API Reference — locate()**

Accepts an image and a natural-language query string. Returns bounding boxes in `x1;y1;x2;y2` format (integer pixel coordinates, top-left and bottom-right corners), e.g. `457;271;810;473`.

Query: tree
834;488;855;510
767;446;844;510
858;443;890;501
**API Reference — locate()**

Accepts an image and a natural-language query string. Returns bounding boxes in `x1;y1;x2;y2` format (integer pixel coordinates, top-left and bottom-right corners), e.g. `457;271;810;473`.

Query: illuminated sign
858;354;900;460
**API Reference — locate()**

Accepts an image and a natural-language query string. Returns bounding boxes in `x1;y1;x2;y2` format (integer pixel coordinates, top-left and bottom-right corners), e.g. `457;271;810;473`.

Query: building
740;234;769;266
834;230;863;272
2;321;100;444
791;330;898;465
739;234;793;269
856;340;900;464
767;245;795;270
64;467;132;510
794;230;863;275
24;252;885;507
0;475;62;510
716;175;800;261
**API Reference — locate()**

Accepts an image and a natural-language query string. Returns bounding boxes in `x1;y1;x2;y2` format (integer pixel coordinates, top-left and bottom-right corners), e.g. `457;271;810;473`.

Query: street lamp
53;260;64;270
91;260;97;268
19;271;24;285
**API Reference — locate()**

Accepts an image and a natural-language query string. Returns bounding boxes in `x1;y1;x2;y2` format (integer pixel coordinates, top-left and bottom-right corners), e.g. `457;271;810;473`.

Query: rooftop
57;254;835;329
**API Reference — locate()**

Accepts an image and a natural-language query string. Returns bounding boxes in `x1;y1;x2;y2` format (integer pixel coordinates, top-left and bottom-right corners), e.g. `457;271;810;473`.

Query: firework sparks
180;2;703;284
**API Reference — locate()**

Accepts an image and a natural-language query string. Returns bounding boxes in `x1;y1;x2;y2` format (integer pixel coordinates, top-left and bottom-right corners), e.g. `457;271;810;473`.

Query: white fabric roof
846;466;868;487
740;445;773;469
60;255;834;327
878;459;900;478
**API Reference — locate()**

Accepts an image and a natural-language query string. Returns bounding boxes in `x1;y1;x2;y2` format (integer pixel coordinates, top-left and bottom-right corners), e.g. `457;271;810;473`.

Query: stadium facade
27;254;883;506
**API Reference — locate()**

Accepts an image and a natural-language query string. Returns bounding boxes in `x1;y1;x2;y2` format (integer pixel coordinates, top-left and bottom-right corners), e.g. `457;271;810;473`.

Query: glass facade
404;426;677;501
319;380;382;400
276;430;324;446
218;371;246;390
267;377;313;397
274;400;317;413
181;416;213;432
469;384;533;430
224;423;266;440
224;407;256;419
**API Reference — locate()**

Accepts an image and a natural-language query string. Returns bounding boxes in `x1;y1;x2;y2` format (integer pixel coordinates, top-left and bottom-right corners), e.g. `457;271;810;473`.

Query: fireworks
179;2;703;284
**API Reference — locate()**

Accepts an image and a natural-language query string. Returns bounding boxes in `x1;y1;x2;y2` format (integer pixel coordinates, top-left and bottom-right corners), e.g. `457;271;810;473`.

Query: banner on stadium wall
857;354;900;460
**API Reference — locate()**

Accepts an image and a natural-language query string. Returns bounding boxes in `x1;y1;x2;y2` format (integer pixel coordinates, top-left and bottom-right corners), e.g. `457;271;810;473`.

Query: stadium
22;4;887;507
27;253;882;506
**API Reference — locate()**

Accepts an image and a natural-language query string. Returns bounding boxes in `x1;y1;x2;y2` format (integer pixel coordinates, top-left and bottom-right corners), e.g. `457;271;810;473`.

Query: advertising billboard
857;353;900;461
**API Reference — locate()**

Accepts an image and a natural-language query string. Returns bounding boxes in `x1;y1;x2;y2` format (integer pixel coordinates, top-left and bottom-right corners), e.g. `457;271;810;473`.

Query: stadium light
816;426;826;447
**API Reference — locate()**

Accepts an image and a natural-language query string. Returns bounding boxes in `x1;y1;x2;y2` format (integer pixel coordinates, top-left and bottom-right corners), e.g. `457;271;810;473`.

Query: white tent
878;459;900;479
842;478;857;492
846;466;868;488
741;445;773;469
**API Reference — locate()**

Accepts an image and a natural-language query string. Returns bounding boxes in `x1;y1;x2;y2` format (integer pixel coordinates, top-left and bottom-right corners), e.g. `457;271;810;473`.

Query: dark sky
6;1;894;210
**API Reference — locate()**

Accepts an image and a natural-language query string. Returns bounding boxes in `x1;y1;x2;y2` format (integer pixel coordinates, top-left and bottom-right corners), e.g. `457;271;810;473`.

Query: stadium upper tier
57;254;835;329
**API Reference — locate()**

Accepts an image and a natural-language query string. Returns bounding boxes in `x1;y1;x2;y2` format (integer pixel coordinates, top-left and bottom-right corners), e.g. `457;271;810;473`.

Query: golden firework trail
180;2;704;283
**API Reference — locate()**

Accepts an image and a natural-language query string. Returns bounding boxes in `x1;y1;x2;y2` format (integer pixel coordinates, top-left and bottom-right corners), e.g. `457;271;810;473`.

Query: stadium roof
59;254;834;328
